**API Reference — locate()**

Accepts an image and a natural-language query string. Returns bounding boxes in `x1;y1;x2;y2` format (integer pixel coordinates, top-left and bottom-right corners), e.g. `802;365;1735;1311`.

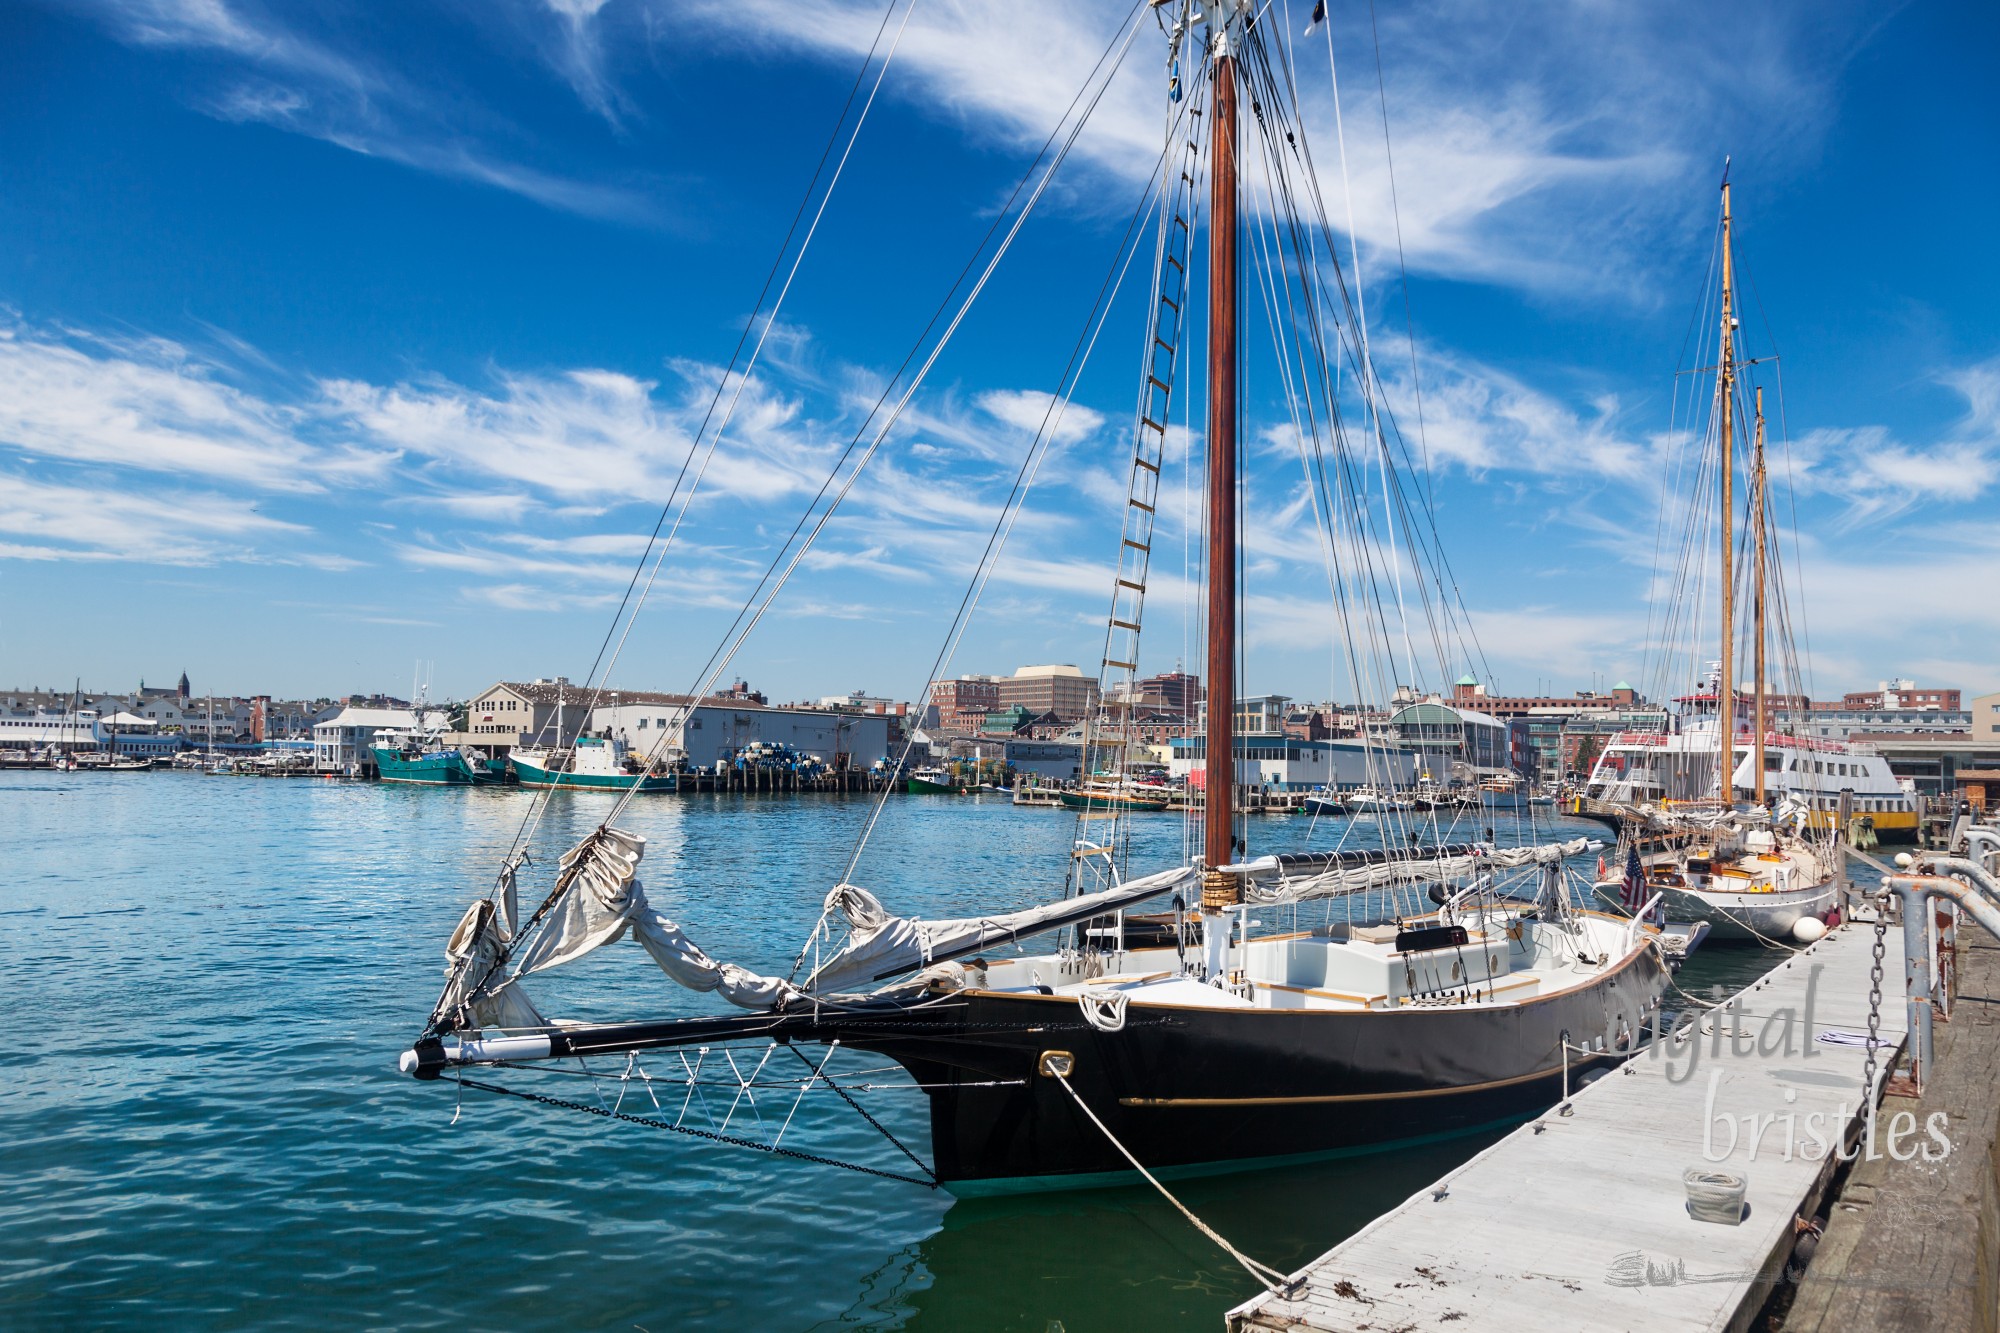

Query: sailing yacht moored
401;0;1673;1193
1582;176;1843;943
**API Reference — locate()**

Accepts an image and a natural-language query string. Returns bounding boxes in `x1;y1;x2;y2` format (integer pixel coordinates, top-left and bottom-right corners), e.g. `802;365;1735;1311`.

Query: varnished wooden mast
1202;28;1240;905
1716;178;1736;803
1752;385;1768;806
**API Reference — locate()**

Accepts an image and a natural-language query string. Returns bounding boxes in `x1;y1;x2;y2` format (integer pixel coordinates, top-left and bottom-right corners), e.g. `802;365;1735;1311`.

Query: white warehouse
588;691;893;771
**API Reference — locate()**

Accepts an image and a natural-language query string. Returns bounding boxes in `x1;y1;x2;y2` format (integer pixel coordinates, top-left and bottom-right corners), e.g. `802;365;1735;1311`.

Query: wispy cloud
677;0;1877;297
539;0;629;129
72;0;656;220
0;317;390;491
0;470;304;565
1775;355;2000;523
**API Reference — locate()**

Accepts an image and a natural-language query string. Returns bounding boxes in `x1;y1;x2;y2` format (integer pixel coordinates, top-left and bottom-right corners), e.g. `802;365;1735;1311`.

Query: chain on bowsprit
1862;898;1888;1097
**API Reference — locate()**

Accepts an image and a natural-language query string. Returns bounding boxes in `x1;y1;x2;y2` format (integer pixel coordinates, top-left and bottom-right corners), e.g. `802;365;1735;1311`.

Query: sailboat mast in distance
1716;173;1736;801
1202;3;1241;909
1752;384;1768;806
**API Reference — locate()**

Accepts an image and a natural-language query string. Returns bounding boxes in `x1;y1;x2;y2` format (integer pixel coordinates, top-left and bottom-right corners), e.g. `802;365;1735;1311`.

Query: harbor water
0;774;1784;1331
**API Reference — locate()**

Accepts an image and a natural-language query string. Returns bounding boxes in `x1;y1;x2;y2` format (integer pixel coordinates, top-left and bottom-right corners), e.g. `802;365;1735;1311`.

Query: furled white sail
804;864;1202;995
1232;836;1600;906
445;827;801;1026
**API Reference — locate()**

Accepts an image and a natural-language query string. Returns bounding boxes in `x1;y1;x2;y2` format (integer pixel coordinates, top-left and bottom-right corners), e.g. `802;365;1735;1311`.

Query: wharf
1784;930;2000;1330
1228;923;1907;1332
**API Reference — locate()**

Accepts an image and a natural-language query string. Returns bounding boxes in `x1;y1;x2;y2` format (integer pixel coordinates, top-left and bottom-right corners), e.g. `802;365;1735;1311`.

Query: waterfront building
1389;701;1511;782
97;711;179;759
1858;730;2000;798
994;664;1099;722
816;689;899;713
0;699;100;751
1234;694;1291;735
456;680;591;755
589;691;892;771
1505;705;1671;783
1976;691;2000;740
978;704;1039;737
927;676;1000;735
1841;678;1959;711
1142;670;1202;712
314;706;444;776
1168;735;1422;791
1773;705;1973;741
1447;674;1645;719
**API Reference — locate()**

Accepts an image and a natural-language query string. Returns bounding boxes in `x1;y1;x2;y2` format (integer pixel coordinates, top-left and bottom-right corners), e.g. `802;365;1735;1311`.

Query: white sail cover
804;864;1201;995
1234;837;1599;906
445;827;802;1024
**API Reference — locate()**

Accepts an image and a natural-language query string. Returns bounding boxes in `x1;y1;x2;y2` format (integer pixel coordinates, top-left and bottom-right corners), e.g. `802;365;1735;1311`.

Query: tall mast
1752;384;1768;806
1715;176;1736;803
1201;1;1242;909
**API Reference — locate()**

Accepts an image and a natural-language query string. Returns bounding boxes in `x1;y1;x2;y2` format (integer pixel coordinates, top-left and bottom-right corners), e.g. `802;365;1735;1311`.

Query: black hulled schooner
402;0;1670;1191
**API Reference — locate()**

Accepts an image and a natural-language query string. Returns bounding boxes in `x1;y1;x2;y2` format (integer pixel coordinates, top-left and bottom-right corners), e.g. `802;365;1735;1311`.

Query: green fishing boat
372;745;501;785
510;738;678;792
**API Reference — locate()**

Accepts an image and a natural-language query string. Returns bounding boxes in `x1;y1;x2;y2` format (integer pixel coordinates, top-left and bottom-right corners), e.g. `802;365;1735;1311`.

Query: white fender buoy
1792;916;1828;944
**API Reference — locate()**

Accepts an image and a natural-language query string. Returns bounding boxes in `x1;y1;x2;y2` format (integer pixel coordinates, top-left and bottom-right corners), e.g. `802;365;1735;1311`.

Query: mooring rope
1048;1068;1292;1295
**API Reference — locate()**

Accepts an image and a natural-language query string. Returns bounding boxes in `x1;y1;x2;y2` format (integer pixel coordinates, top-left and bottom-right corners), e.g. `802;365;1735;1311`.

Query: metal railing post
1883;874;2000;1096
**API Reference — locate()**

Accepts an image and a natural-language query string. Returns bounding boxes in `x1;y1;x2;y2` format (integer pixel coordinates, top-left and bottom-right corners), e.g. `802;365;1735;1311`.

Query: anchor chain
1861;899;1888;1098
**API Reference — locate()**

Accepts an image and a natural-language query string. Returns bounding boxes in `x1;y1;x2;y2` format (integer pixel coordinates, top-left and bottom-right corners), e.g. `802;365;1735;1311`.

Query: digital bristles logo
1632;962;1953;1164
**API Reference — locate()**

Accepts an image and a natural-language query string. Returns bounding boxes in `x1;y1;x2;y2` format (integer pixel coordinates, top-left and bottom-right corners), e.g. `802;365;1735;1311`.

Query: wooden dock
1227;922;1908;1332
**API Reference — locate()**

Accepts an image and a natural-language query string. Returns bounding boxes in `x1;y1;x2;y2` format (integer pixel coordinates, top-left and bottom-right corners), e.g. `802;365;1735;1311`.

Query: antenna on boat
1199;0;1249;915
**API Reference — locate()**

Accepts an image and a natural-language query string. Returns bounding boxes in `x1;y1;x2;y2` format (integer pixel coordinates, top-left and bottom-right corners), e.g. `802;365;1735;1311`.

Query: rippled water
0;773;1783;1330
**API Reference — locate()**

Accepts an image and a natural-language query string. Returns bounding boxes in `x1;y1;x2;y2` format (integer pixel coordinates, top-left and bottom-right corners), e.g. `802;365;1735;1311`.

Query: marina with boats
7;0;1998;1329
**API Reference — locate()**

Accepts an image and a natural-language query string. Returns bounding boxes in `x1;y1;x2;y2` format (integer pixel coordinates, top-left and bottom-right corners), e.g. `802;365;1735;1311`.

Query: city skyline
2;2;1995;704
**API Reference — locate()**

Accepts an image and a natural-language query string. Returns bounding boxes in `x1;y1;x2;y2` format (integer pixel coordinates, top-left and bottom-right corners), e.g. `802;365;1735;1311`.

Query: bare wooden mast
1752;384;1768;806
1202;5;1241;908
1716;177;1737;803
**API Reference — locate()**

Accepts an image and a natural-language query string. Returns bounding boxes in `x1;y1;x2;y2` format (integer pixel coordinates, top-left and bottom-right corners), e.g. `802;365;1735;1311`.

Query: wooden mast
1752;384;1768;806
1716;177;1737;804
1202;6;1241;908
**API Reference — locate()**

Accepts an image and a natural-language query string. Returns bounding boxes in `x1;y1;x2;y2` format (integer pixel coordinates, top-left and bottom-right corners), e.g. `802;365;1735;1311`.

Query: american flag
1620;842;1648;912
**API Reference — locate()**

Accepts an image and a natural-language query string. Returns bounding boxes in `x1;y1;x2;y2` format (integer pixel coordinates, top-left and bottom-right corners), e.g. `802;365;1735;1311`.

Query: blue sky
1;0;1995;706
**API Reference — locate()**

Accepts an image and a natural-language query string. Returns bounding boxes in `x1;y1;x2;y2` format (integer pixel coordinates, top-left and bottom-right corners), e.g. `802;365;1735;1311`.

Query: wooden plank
1785;934;2000;1332
1227;924;1909;1333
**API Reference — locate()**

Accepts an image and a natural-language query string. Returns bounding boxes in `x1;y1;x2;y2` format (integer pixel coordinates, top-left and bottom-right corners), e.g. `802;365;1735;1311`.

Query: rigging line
833;62;1203;903
599;0;921;758
1365;0;1434;488
1317;9;1416;692
598;0;1153;831
1248;35;1481;700
1252;46;1484;693
484;0;910;875
1243;82;1348;729
1234;50;1388;733
785;1044;937;1182
448;1075;938;1189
